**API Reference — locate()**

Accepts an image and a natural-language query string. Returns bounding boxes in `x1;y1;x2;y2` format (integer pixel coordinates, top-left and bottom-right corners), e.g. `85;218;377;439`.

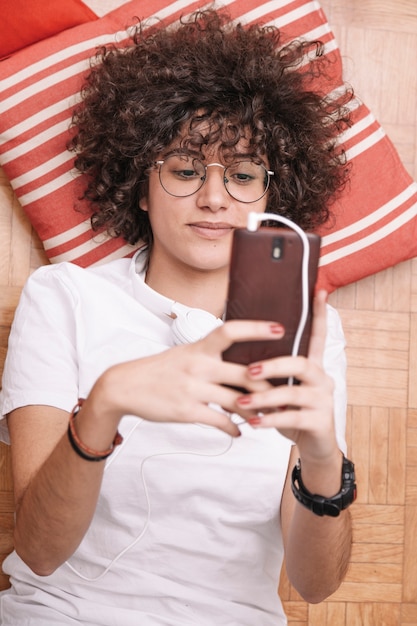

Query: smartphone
222;226;321;386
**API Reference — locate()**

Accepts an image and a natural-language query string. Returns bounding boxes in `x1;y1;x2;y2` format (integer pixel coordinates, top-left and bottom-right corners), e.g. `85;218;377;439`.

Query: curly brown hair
68;8;352;246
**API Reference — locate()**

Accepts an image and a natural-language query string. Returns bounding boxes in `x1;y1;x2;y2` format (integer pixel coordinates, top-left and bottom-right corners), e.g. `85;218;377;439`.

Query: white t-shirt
0;251;347;626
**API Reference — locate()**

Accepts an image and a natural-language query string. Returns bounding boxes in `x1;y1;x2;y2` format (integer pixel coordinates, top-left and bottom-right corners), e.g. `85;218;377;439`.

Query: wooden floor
278;1;417;624
1;1;417;625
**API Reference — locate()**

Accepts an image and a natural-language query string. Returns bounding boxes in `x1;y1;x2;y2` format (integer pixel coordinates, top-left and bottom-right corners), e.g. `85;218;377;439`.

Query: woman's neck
145;258;228;319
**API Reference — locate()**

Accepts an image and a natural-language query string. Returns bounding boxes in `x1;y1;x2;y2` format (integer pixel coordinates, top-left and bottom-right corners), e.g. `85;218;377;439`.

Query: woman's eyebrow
230;151;257;160
162;148;202;159
223;152;267;165
161;148;266;165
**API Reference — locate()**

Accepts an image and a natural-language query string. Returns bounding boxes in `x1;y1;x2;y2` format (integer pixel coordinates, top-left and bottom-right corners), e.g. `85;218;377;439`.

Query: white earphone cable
65;213;310;580
65;423;234;581
247;211;311;385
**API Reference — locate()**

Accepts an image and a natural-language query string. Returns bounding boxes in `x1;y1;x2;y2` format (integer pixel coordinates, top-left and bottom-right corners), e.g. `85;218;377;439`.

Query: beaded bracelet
67;399;123;462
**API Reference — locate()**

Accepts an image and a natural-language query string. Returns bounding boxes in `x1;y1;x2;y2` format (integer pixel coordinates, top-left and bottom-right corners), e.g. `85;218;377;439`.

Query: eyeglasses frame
154;157;274;204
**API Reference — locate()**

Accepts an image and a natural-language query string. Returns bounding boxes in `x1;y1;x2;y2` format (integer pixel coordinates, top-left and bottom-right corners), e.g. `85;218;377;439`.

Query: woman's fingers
199;318;285;356
183;402;242;437
105;315;328;438
245;352;331;390
236;382;333;417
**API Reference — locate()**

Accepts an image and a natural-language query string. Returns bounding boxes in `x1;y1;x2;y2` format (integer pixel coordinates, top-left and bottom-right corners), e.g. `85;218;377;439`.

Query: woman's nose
195;163;231;211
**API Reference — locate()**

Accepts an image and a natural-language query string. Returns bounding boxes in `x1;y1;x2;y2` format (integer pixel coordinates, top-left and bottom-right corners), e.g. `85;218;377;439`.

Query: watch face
341;457;357;506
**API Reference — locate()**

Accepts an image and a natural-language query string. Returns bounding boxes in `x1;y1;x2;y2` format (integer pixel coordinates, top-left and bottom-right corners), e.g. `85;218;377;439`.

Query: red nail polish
237;395;252;406
248;363;262;377
248;416;262;426
270;323;284;335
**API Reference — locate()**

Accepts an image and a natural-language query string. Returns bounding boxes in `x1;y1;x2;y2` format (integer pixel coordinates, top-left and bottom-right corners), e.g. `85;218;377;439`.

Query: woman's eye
175;169;199;179
231;172;254;183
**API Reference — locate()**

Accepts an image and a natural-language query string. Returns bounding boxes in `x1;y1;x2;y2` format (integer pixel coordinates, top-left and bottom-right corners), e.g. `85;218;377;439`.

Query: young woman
0;10;355;625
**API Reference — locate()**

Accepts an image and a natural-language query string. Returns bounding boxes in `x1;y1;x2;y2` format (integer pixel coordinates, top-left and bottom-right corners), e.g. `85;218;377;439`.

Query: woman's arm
8;319;282;575
235;291;353;601
280;445;352;602
9;402;118;576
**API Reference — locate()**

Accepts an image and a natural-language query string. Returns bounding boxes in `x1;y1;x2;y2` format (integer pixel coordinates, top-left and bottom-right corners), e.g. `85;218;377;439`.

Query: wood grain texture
1;1;417;624
279;1;417;623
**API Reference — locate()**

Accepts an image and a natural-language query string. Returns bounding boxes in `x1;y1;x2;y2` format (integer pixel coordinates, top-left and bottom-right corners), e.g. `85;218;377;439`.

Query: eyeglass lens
158;155;270;203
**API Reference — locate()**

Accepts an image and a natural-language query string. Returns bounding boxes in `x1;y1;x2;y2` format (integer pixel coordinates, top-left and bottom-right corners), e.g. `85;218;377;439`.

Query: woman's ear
139;196;149;212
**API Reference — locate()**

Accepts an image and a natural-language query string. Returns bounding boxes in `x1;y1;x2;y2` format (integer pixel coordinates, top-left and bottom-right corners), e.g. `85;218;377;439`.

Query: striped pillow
0;0;416;292
0;0;97;59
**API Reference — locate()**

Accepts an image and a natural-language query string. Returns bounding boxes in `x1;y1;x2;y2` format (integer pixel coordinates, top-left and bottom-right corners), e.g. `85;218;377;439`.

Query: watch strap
291;455;357;517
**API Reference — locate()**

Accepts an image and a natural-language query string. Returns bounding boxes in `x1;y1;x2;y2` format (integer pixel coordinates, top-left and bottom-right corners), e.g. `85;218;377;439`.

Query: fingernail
248;363;262;377
248;416;262;426
237;395;252;406
270;323;284;335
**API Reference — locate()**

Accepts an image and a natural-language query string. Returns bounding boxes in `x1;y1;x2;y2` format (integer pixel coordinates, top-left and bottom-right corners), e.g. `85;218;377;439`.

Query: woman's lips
188;222;235;239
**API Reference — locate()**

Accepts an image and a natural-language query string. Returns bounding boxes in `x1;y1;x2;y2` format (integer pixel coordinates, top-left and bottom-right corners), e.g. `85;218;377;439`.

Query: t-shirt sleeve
0;265;80;443
324;304;348;455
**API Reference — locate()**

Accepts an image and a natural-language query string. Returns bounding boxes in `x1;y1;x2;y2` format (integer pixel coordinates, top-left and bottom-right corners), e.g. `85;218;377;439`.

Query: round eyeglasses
155;154;274;203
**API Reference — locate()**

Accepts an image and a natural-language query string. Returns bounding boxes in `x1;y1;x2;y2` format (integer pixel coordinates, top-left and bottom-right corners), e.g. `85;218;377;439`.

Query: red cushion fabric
0;0;97;59
0;0;416;292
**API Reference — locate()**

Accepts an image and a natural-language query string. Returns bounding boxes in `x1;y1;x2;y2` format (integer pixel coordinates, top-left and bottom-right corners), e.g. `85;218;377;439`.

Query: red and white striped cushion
0;0;416;292
0;0;97;59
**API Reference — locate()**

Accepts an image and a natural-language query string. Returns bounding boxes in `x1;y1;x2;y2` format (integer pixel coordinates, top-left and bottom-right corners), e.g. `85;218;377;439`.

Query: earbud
171;302;223;345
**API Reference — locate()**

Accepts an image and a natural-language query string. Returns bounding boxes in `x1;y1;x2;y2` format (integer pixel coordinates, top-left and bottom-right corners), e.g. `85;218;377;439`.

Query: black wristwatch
291;455;356;517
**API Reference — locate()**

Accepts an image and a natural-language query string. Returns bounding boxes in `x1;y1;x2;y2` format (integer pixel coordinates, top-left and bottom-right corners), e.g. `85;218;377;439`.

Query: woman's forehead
161;113;269;163
168;129;252;157
179;113;251;145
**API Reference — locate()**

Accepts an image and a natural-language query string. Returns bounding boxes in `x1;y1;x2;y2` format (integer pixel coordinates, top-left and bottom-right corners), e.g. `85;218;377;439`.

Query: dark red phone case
222;226;321;386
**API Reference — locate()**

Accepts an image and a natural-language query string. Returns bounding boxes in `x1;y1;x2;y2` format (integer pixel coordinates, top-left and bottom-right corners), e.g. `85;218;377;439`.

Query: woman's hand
235;291;339;462
87;319;284;438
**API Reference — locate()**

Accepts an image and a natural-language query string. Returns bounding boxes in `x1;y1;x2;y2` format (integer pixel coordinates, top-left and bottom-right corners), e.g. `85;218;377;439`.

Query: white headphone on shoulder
132;248;223;345
170;302;223;345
